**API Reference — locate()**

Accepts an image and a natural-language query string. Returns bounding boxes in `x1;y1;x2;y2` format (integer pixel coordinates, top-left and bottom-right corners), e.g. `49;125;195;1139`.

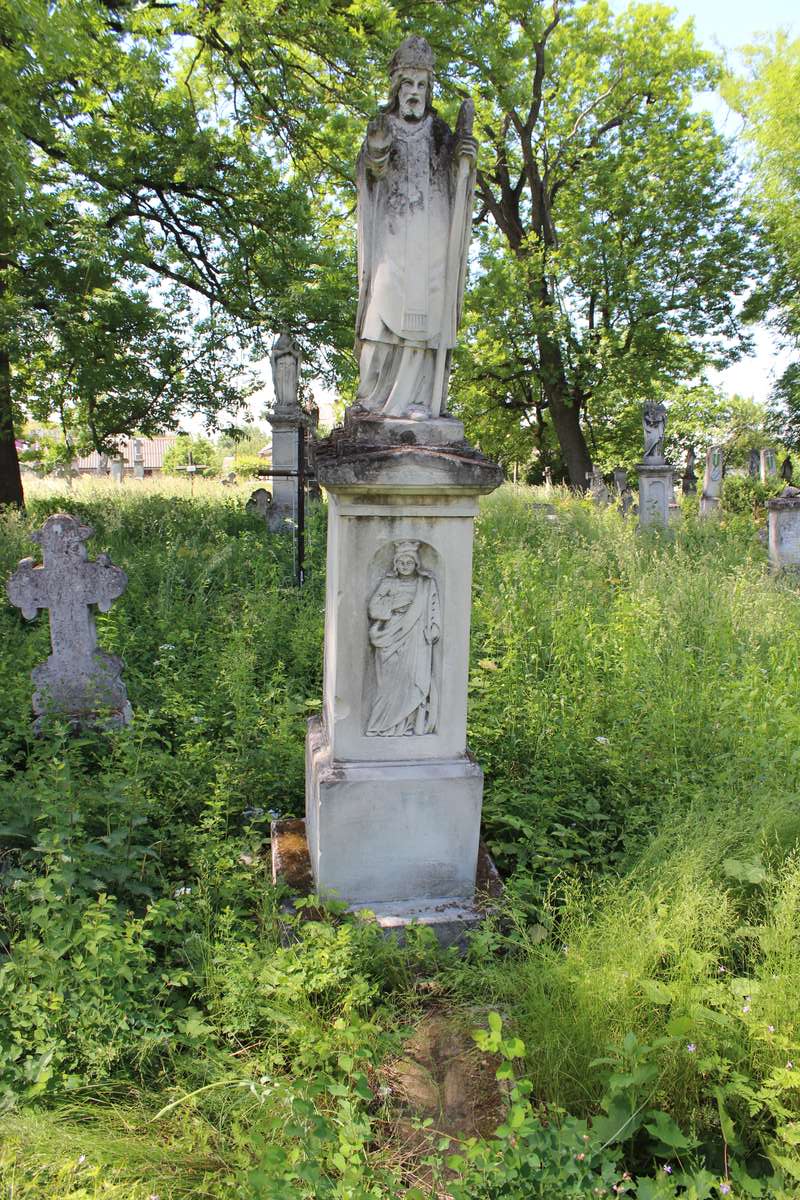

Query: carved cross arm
6;559;47;621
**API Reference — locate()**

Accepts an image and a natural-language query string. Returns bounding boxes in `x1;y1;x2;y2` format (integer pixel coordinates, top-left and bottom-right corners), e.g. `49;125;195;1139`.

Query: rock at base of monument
344;409;466;448
271;817;502;950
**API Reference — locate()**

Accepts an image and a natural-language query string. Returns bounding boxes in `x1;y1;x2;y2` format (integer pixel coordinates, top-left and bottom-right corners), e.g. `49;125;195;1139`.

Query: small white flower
158;643;176;651
191;715;203;724
595;736;609;745
77;1155;87;1165
173;886;192;899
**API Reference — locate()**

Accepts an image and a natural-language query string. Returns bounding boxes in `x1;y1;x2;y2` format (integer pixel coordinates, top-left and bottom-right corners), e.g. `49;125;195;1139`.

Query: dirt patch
374;1009;506;1193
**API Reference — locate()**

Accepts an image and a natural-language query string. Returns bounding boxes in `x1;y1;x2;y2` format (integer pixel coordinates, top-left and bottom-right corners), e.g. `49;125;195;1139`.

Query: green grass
2;480;800;1197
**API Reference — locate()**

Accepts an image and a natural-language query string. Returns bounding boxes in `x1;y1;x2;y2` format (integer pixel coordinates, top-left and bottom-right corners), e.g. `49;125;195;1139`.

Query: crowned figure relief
354;36;477;420
366;540;440;736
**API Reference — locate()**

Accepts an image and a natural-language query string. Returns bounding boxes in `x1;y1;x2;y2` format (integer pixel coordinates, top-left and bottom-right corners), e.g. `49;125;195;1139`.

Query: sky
618;0;798;405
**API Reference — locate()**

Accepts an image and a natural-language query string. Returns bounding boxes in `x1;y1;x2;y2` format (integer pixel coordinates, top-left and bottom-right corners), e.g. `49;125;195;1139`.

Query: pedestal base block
306;715;483;906
271;817;502;949
637;462;674;529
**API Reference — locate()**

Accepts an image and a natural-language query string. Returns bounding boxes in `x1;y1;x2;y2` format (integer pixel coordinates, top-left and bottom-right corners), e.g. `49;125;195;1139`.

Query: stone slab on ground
271;816;502;949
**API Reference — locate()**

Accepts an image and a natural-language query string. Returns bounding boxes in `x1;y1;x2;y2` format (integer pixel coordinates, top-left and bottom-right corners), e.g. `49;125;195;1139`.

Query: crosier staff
431;98;477;418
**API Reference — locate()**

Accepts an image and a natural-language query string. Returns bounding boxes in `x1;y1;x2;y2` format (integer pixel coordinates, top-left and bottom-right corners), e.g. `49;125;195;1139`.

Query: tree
724;35;800;450
1;0;378;506
162;435;220;476
416;1;754;485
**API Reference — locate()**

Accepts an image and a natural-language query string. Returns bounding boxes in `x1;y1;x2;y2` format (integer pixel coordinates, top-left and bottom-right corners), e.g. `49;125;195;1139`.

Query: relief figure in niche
366;540;440;735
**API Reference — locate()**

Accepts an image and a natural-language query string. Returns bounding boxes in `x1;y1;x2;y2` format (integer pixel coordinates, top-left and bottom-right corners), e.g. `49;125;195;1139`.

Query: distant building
74;436;178;476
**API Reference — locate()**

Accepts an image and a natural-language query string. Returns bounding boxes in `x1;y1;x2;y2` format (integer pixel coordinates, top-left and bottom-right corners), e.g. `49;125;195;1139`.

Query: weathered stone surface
314;429;503;495
6;514;132;729
638;463;673;529
700;445;723;517
270;815;502;948
306;715;483;903
587;466;611;506
343;409;467;448
246;487;272;523
642;400;667;464
638;401;673;529
268;333;303;530
761;447;778;482
355;37;476;418
301;35;500;937
767;486;800;572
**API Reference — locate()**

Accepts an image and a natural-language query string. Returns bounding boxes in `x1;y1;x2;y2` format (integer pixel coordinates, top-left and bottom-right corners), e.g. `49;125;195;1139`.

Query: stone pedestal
637;462;673;529
302;418;502;930
266;416;299;532
767;487;800;573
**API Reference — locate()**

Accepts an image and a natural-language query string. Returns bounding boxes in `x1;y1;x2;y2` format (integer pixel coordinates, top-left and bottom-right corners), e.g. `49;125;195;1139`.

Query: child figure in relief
366;540;440;736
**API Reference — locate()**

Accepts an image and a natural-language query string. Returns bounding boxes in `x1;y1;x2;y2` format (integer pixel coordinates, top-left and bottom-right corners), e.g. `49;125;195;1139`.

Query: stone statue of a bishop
355;36;477;420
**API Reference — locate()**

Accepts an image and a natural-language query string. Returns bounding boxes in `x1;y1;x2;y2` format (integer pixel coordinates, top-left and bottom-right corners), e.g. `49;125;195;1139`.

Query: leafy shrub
722;473;785;516
232;453;272;478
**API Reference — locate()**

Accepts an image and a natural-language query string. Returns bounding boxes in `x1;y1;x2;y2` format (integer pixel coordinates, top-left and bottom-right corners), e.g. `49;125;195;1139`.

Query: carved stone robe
355;111;472;417
366;569;440;735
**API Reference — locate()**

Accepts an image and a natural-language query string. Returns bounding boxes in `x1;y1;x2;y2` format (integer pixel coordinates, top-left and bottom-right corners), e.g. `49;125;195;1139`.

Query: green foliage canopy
429;1;756;482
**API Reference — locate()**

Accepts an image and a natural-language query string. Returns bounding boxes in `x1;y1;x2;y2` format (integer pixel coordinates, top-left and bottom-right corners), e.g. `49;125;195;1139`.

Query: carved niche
362;539;442;736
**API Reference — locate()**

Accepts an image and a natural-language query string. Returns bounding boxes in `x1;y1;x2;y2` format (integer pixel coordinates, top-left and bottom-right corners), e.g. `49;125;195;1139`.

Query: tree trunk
0;228;24;508
536;327;592;489
0;348;24;510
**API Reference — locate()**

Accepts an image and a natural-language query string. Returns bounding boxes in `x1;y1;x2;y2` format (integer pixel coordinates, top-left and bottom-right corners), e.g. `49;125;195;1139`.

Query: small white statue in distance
271;332;302;416
355;35;477;420
6;514;132;729
642;400;667;462
366;540;440;736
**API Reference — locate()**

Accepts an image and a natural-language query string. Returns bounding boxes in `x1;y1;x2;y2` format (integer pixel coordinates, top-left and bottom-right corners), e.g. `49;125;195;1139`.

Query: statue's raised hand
367;112;392;157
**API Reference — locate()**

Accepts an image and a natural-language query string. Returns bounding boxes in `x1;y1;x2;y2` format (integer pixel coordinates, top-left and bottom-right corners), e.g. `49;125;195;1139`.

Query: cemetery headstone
700;445;724;517
110;457;124;484
246;487;272;523
749;449;760;478
766;486;800;573
637;400;673;529
221;471;238;487
274;36;503;945
760;447;778;482
586;466;611;506
6;514;132;730
781;455;793;483
96;453;109;477
612;467;628;493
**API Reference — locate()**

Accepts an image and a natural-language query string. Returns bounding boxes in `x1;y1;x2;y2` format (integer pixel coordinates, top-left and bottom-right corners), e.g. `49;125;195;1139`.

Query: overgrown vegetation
2;482;800;1197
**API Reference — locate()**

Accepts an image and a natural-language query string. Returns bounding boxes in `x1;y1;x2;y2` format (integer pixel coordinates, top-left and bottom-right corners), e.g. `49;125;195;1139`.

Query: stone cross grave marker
246;487;272;524
6;514;132;730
